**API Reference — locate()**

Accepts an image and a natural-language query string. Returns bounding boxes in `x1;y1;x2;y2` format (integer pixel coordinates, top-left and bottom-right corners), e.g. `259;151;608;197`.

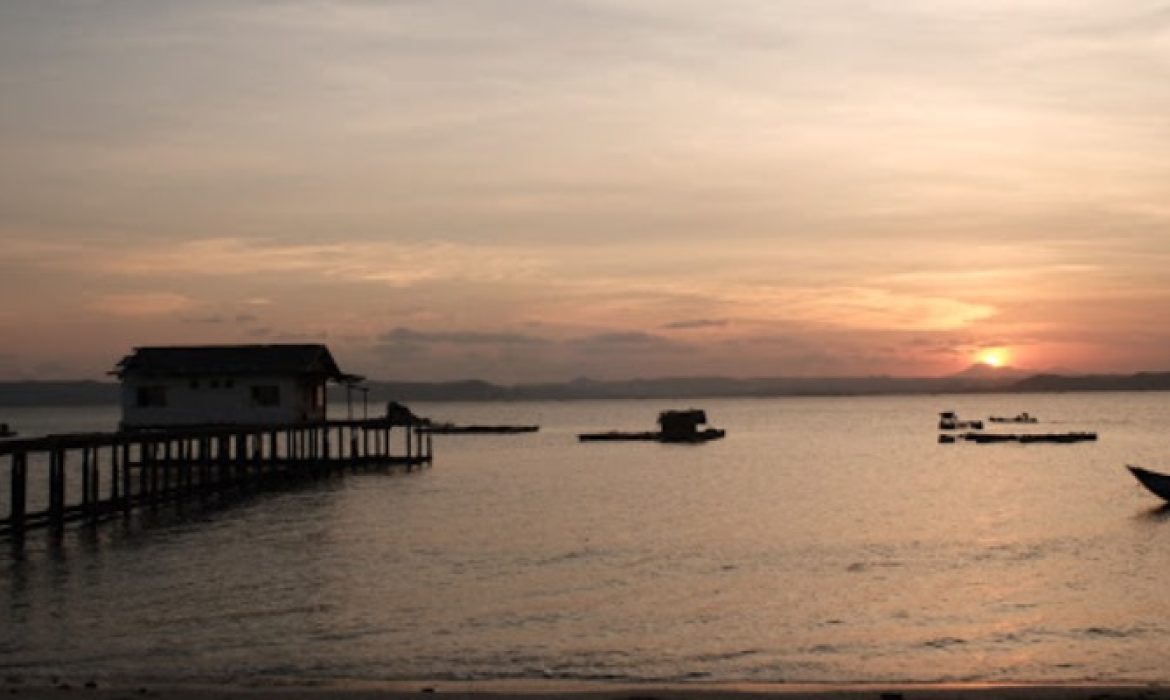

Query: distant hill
344;375;955;402
342;369;1169;402
950;363;1032;382
5;371;1170;406
0;381;119;406
1012;371;1170;392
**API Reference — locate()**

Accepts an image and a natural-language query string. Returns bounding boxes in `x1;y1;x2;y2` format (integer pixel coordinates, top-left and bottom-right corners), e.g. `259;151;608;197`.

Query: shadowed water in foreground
3;394;1170;687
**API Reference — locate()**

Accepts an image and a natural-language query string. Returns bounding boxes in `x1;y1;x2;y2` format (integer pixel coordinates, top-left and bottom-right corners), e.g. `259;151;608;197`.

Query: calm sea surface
3;393;1170;686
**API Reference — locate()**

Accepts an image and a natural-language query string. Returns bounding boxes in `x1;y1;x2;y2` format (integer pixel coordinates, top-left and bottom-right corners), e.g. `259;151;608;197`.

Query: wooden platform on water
578;428;726;443
0;418;433;540
940;431;1097;444
418;424;539;435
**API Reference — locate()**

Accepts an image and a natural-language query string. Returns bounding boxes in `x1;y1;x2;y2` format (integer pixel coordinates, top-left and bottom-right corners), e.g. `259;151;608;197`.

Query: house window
251;385;281;406
136;385;168;407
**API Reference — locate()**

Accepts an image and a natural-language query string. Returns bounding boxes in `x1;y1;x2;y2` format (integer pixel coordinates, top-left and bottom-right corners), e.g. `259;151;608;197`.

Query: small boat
938;412;983;430
1127;465;1170;501
989;412;1038;424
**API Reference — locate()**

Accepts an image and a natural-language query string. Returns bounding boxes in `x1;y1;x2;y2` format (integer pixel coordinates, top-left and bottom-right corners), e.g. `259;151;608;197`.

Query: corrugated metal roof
113;344;355;381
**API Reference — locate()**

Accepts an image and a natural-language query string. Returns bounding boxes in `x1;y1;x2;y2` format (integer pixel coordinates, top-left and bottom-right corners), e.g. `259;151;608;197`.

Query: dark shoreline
4;679;1170;700
5;373;1170;406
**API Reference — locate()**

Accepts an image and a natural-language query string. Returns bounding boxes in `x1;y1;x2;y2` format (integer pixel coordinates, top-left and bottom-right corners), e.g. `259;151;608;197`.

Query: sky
2;0;1170;382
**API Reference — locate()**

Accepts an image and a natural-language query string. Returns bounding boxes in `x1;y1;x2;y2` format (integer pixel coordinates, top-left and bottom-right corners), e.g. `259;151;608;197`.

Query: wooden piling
81;446;92;517
121;442;132;515
2;417;432;541
9;452;27;536
82;446;100;524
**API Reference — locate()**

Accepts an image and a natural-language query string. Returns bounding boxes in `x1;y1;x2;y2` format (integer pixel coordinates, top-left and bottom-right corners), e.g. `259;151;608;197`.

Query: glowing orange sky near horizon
2;2;1170;381
976;348;1010;369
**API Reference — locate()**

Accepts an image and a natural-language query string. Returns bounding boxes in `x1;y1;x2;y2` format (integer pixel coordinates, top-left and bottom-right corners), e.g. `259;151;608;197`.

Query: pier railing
1;418;433;539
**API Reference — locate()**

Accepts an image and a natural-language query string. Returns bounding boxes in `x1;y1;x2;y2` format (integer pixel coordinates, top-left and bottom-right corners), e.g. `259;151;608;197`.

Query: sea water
2;393;1170;686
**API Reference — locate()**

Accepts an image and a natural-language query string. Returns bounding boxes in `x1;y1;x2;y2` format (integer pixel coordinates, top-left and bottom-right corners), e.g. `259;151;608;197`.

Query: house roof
113;344;361;382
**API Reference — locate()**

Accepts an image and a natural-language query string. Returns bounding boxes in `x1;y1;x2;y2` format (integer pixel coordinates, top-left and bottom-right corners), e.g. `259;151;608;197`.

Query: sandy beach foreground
3;681;1169;700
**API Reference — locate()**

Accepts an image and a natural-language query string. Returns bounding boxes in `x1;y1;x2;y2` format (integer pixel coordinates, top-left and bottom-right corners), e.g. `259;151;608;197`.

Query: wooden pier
0;418;433;540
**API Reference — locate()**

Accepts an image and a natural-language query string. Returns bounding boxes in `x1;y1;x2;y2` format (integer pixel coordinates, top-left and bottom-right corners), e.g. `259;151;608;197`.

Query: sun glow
976;348;1010;368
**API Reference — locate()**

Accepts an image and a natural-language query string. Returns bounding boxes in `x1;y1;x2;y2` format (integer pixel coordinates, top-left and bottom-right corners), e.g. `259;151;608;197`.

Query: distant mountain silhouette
948;363;1032;386
0;380;118;406
5;370;1170;405
1012;371;1170;392
338;369;1170;401
334;370;1117;402
952;362;1028;377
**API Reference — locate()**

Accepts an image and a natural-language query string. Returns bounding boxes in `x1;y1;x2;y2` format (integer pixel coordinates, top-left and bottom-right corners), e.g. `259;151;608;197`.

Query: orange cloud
80;238;546;288
90;292;195;317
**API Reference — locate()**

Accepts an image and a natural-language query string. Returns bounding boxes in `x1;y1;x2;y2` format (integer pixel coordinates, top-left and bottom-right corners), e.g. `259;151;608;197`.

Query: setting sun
976;348;1010;368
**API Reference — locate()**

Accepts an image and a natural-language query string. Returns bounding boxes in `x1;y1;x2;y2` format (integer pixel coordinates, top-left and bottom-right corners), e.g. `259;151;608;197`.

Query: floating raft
418;424;539;435
578;428;726;443
579;409;726;443
942;431;1097;444
578;431;659;442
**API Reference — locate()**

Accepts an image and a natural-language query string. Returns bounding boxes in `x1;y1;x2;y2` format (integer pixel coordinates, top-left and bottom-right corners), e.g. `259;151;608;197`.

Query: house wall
120;374;327;428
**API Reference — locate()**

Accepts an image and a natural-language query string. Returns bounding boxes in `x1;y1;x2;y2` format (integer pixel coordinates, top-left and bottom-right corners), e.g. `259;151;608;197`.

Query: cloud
577;331;669;345
80;237;546;288
6;1;1170;381
721;284;996;332
90;292;195;317
661;319;729;330
0;352;19;378
274;330;328;341
182;314;225;324
569;331;690;354
819;287;996;331
32;359;71;377
379;327;549;346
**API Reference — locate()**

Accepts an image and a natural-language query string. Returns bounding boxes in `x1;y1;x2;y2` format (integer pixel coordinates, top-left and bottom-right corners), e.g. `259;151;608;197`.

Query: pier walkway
1;418;432;540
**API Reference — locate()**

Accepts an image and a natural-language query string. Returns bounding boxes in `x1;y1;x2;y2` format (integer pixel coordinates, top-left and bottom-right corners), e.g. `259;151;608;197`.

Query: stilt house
113;344;361;429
